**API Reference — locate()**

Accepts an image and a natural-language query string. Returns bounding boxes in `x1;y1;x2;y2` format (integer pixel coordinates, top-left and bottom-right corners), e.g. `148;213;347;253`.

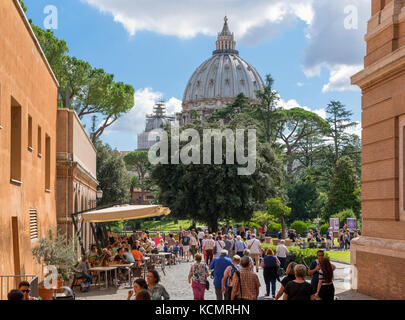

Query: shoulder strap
235;270;242;299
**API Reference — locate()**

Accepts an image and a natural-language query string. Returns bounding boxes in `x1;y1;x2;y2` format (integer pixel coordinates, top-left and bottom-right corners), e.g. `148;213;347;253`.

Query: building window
37;126;42;157
45;134;51;191
381;0;385;10
11;98;22;184
29;208;39;240
28;115;33;151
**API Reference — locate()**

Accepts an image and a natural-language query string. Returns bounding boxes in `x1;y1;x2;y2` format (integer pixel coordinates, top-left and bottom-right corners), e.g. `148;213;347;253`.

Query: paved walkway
75;259;375;300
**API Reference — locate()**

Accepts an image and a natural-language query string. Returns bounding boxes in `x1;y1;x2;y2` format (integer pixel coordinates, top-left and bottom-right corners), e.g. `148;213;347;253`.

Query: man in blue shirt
234;236;246;257
210;250;233;300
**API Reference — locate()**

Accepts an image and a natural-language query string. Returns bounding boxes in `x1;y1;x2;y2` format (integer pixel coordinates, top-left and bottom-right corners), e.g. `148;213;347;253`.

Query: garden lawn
325;250;351;264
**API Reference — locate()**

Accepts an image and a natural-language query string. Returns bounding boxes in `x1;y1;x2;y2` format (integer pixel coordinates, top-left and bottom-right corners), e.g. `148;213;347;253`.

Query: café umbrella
80;204;171;223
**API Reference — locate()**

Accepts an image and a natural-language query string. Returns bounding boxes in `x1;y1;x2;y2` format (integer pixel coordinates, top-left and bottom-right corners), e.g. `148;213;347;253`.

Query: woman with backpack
260;249;280;298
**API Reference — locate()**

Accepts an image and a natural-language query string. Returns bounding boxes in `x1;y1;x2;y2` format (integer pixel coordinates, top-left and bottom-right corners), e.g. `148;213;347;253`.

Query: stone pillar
351;0;405;299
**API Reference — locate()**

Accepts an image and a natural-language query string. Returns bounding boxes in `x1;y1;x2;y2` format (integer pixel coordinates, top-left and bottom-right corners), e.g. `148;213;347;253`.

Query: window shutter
29;208;39;240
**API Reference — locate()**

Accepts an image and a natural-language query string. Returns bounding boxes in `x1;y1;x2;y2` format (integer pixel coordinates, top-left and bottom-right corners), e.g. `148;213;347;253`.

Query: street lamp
96;188;103;200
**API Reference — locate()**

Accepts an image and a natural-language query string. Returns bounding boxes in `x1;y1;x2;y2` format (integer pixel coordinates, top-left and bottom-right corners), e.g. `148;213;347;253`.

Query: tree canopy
23;3;135;143
151;117;284;232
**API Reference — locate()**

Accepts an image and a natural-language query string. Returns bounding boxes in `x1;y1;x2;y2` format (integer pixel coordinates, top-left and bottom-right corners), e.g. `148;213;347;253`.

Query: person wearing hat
209;249;233;300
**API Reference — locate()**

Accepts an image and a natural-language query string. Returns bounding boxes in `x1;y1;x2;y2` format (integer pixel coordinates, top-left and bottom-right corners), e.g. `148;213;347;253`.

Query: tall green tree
151;118;284;232
265;197;291;239
324;156;361;219
326;101;358;163
23;3;135;143
124;151;151;203
96;142;131;206
252;74;281;143
208;93;251;123
275;108;329;178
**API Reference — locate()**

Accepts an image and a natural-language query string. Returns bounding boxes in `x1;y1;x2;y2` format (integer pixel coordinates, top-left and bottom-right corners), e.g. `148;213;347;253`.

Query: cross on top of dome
214;17;239;55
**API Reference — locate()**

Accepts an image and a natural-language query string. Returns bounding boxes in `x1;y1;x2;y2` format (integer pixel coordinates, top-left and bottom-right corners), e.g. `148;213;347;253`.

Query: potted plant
32;230;78;300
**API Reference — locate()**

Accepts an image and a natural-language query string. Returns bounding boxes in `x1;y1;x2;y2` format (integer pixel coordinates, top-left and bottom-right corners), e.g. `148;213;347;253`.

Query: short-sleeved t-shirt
284;281;313;300
281;275;296;288
182;236;191;246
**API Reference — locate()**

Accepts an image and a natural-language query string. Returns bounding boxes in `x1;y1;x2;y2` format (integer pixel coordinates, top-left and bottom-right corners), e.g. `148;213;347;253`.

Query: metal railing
0;275;38;300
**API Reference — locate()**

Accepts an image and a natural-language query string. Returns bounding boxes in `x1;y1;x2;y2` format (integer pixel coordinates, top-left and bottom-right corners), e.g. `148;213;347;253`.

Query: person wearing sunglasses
18;281;38;300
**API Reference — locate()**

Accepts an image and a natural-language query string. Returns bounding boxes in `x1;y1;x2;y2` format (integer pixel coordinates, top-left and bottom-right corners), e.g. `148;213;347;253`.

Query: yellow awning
81;205;171;223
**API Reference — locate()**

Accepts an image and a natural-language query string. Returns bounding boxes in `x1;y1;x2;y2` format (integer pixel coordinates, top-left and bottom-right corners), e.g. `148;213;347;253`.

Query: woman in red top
154;232;163;247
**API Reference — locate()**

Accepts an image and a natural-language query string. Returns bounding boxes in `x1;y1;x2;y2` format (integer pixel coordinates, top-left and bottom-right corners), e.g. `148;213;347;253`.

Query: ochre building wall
0;0;58;277
352;0;405;299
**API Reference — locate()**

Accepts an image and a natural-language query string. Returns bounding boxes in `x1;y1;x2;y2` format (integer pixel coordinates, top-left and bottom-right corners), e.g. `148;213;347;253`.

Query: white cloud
84;0;370;93
277;97;326;119
302;0;370;92
105;88;181;138
297;82;304;87
83;0;313;43
322;64;363;93
346;121;362;138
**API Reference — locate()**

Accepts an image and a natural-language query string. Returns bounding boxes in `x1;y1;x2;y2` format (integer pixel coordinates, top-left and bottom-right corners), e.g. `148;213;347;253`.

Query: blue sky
24;0;368;151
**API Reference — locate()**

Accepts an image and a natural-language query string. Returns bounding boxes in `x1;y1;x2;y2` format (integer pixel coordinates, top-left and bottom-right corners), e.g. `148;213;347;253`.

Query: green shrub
320;223;329;235
247;222;260;230
268;222;282;232
262;244;329;269
290;221;308;235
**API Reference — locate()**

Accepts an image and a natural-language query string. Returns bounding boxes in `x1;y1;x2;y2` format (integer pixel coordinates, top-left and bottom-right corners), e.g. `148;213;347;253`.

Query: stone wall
0;0;58;277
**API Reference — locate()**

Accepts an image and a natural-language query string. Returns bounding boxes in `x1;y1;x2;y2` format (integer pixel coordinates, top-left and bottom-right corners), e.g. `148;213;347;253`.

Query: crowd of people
8;224;342;301
180;225;338;301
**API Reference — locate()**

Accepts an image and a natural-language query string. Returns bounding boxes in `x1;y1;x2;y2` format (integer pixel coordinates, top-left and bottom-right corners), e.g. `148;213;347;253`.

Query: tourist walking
275;262;296;300
344;230;350;250
260;249;280;298
231;256;261;300
234;235;246;257
276;240;289;270
188;253;209;300
284;264;314;300
221;255;242;300
203;234;215;265
210;250;233;300
181;231;192;262
190;231;199;259
308;250;336;294
326;228;333;250
197;229;205;252
224;235;233;257
146;270;170;300
315;257;335;300
214;236;226;258
247;234;262;272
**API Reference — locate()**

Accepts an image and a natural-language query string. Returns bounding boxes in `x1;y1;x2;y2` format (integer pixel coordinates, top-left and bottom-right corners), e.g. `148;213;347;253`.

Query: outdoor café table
112;263;135;288
88;266;118;289
146;253;172;275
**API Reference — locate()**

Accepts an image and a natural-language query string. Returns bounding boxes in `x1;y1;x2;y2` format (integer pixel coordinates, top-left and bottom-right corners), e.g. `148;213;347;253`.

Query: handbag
205;279;210;291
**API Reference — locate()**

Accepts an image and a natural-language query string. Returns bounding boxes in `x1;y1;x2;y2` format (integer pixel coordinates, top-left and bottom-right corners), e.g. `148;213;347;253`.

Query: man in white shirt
276;239;289;270
247;234;262;272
